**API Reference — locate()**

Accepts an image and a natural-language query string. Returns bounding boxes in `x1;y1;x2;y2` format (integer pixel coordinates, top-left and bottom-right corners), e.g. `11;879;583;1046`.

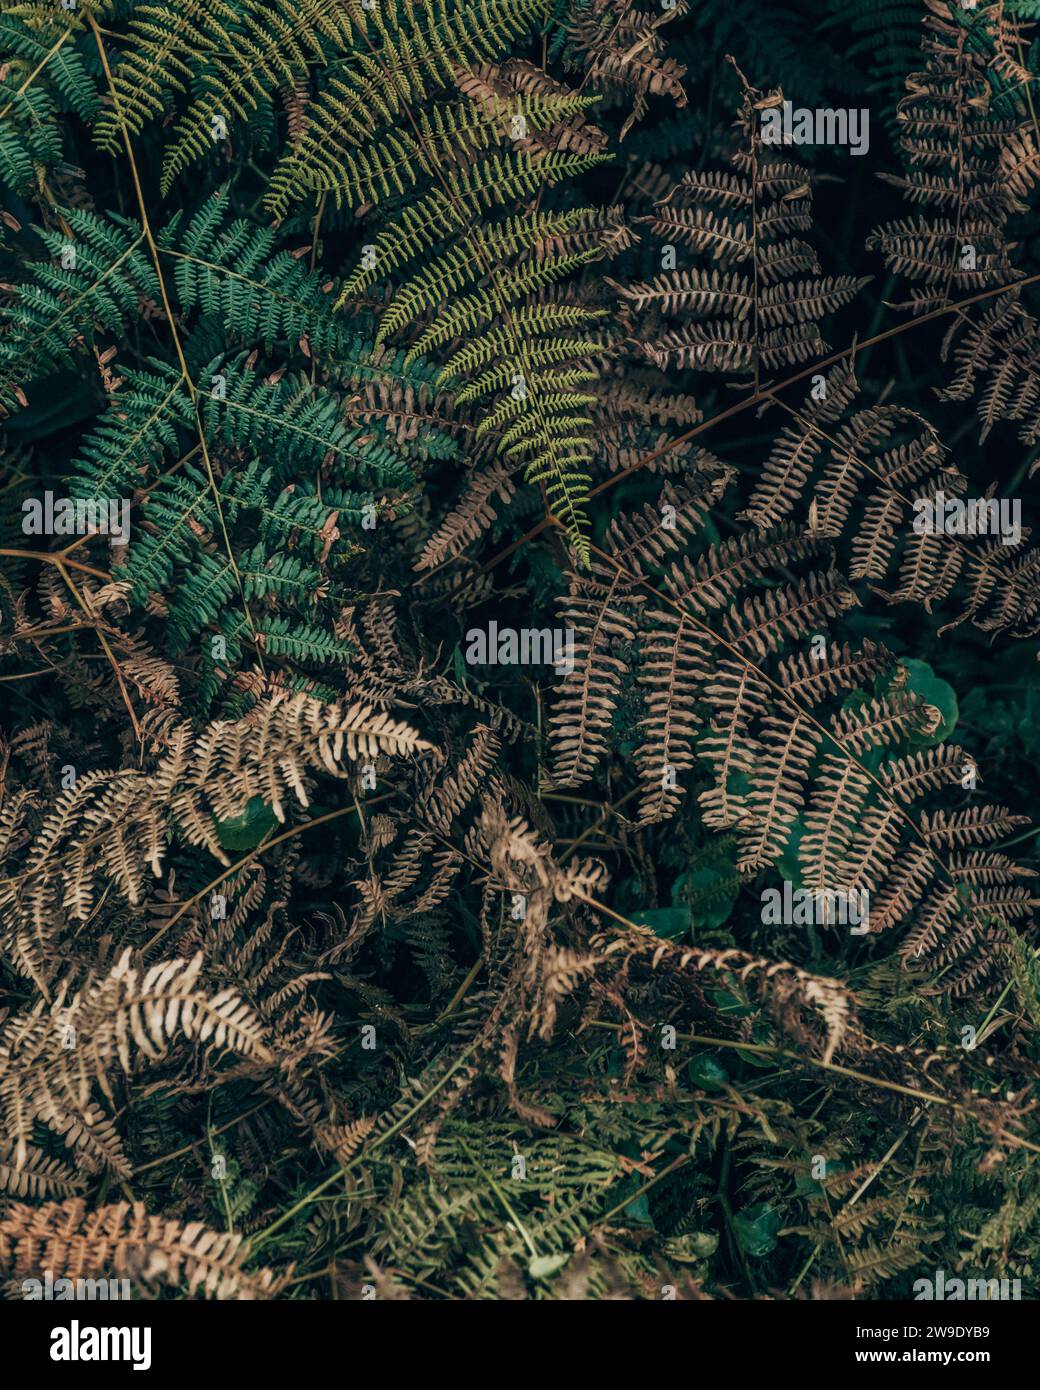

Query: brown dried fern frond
615;73;868;382
550;465;1037;991
0;950;271;1175
0;692;433;981
741;362;1040;641
0;1198;287;1298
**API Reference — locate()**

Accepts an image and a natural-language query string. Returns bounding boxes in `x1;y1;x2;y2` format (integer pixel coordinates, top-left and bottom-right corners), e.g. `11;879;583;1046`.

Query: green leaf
688;1054;729;1090
673;863;740;931
528;1253;570;1280
897;658;958;745
732;1202;781;1257
216;796;279;852
628;905;690;939
777;815;806;886
709;985;756;1019
623;1191;652;1224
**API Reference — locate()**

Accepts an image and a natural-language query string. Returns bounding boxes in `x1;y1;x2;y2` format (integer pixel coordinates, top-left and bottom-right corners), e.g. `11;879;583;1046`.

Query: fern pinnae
264;0;552;217
553;474;1033;987
157;0;359;194
617;74;869;382
376;206;589;343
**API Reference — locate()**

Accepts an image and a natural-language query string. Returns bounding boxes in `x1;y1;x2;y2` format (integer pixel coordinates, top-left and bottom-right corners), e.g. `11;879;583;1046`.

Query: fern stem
595;1152;689;1227
458;1136;540;1259
53;556;143;745
0;547;111;581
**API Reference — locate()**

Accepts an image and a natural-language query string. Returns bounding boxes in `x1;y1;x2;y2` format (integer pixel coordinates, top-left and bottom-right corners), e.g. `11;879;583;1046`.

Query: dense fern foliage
1;0;1040;1306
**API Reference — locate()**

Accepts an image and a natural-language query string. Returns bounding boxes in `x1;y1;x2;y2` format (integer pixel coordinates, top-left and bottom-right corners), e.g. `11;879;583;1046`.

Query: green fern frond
339;148;607;296
0;13;100;121
264;0;551;216
0;209;158;414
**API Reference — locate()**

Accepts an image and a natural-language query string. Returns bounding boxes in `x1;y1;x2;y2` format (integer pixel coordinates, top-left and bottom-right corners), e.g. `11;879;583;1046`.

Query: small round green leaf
216;795;279;852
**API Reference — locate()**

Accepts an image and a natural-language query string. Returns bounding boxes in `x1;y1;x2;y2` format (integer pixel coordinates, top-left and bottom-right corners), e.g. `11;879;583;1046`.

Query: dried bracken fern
615;68;869;382
0;1198;287;1299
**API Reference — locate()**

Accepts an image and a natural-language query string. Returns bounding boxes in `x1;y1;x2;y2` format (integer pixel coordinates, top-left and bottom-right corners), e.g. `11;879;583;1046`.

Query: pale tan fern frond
0;693;434;974
0;950;270;1175
0;1198;287;1298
